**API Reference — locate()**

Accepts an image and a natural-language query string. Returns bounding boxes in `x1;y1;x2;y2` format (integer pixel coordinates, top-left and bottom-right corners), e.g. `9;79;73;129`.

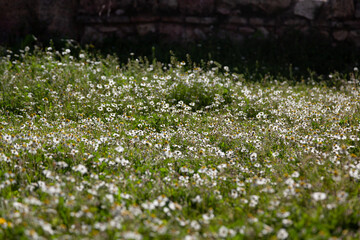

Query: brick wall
1;0;360;45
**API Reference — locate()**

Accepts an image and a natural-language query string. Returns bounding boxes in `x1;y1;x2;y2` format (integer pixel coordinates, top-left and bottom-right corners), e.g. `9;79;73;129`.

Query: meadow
0;42;360;239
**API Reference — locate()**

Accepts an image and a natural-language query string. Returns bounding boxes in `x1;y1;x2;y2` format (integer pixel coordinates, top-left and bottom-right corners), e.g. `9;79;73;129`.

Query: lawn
0;43;360;239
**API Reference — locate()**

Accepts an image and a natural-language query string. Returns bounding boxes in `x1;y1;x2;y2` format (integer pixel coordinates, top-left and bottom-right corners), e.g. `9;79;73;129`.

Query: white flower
326;203;337;209
255;178;267;185
249;195;259;207
72;164;88;174
311;192;327;201
39;220;54;235
192;195;202;203
56;161;68;168
272;151;279;157
336;191;348;203
230;189;238;198
190;220;201;230
180;166;189;173
291;171;300;178
250;152;257;161
123;231;142;240
115;145;124;153
62;49;71;55
218;226;229;238
184;235;197;240
277;228;289;240
53;137;60;145
276;211;290;218
261;224;273;235
24;197;42;206
349;169;360;179
115;157;130;166
105;194;114;203
282;219;293;227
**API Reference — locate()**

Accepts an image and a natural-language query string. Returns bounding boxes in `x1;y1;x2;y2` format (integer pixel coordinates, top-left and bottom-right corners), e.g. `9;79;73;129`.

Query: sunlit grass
0;44;360;239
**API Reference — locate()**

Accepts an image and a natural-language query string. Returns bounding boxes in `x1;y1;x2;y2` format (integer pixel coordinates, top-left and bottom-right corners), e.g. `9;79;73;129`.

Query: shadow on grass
2;30;360;82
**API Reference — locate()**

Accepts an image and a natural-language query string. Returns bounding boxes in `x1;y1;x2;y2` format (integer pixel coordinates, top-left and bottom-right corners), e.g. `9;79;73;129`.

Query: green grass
0;44;360;239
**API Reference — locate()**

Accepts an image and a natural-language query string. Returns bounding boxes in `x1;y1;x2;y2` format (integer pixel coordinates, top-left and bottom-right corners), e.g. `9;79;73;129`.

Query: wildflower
25;229;40;239
39;220;54;235
202;210;214;224
326;203;337;209
349;168;360;179
180;166;189;173
62;49;71;55
250;152;257;161
192;195;202;203
255;178;267;185
184;235;197;240
190;220;201;230
336;191;348;203
217;163;227;171
123;231;142;240
115;145;124;153
3;134;12;143
291;171;300;178
259;224;273;236
115;157;130;166
24;197;42;206
272;151;279;157
72;164;88;174
0;218;7;227
282;219;293;227
311;192;327;201
249;195;259;207
218;226;229;238
53;137;60;145
277;228;289;240
230;189;238;198
276;211;290;218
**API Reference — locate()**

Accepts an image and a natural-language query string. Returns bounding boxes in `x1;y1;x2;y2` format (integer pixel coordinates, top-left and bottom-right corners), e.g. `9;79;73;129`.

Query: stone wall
1;0;360;45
